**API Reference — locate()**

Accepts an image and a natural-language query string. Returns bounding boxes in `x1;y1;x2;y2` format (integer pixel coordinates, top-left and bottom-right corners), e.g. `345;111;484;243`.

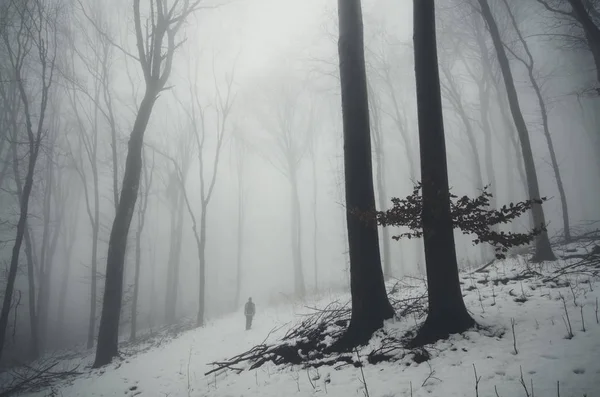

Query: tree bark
479;0;556;262
411;0;475;346
335;0;394;348
93;89;158;368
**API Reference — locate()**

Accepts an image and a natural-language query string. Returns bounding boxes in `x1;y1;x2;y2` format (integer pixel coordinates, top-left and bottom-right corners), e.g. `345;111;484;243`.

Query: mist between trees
0;0;598;368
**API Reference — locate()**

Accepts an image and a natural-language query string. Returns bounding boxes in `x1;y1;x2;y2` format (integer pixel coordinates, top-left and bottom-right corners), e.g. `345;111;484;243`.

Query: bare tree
163;126;193;325
64;38;103;349
478;0;556;262
130;148;154;341
501;0;571;242
55;178;80;342
231;128;247;308
94;0;202;368
535;0;600;88
252;82;312;299
178;58;235;327
0;0;60;361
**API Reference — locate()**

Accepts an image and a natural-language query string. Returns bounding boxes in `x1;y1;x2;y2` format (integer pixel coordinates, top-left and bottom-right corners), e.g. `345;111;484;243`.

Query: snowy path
15;256;600;397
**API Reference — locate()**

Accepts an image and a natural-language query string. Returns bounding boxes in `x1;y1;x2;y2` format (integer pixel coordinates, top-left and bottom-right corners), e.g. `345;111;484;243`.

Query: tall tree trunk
234;167;245;308
479;0;556;262
368;82;393;278
94;89;158;368
197;207;208;327
501;0;571;242
335;0;394;348
311;150;319;291
0;133;42;362
290;169;305;299
87;169;100;350
165;186;184;324
11;141;40;358
412;0;475;345
130;229;142;340
57;217;77;340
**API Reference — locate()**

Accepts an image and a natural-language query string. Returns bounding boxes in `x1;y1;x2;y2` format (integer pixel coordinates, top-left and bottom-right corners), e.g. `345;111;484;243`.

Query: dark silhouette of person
244;297;255;330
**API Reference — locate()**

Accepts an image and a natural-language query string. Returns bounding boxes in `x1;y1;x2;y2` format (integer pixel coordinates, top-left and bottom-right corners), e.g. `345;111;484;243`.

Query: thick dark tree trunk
412;0;475;346
479;0;556;262
93;89;157;368
335;0;394;349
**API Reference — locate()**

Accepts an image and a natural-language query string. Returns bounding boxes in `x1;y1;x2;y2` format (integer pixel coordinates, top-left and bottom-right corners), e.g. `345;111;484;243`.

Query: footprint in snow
573;368;585;375
540;354;558;360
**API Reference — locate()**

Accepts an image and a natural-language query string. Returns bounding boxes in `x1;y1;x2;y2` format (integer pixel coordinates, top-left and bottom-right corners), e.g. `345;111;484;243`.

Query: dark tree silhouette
478;0;556;262
335;0;394;348
411;0;475;346
93;0;200;368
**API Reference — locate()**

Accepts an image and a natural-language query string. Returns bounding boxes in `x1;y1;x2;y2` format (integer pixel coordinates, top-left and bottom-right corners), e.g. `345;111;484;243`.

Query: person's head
248;297;252;303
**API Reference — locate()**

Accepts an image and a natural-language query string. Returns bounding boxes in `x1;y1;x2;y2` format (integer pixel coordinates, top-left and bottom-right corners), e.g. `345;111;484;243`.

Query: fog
1;0;599;364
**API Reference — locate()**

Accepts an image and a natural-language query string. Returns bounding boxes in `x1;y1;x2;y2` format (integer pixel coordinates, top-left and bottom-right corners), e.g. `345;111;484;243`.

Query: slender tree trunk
0;135;41;362
479;0;556;262
11;142;40;358
311;151;319;291
501;0;571;242
335;0;394;348
94;89;158;368
165;186;184;324
57;220;77;340
368;82;393;278
196;208;208;327
289;169;305;299
412;0;474;345
234;170;244;308
88;169;100;349
534;81;571;242
130;229;142;340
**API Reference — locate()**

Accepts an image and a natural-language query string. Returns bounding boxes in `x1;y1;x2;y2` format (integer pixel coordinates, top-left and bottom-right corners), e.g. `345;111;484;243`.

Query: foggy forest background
0;0;598;366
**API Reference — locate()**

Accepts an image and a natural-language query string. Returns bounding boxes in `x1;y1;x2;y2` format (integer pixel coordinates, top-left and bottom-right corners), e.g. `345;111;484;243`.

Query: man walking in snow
244;297;255;330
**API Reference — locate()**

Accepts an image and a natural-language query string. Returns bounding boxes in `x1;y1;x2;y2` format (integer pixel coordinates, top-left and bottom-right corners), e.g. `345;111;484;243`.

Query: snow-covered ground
3;245;600;397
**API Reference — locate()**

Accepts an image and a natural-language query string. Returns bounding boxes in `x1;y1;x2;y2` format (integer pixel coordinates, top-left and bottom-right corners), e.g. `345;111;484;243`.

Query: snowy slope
5;249;600;397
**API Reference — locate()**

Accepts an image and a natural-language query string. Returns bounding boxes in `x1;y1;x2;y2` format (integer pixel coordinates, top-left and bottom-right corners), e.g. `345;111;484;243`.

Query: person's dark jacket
244;301;255;317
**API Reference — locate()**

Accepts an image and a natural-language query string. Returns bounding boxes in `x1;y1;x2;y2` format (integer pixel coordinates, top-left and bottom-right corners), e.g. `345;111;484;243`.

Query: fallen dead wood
0;360;82;397
205;287;428;376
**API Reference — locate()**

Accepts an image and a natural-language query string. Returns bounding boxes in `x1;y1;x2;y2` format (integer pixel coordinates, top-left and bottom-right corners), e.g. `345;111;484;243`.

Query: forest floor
2;239;600;397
